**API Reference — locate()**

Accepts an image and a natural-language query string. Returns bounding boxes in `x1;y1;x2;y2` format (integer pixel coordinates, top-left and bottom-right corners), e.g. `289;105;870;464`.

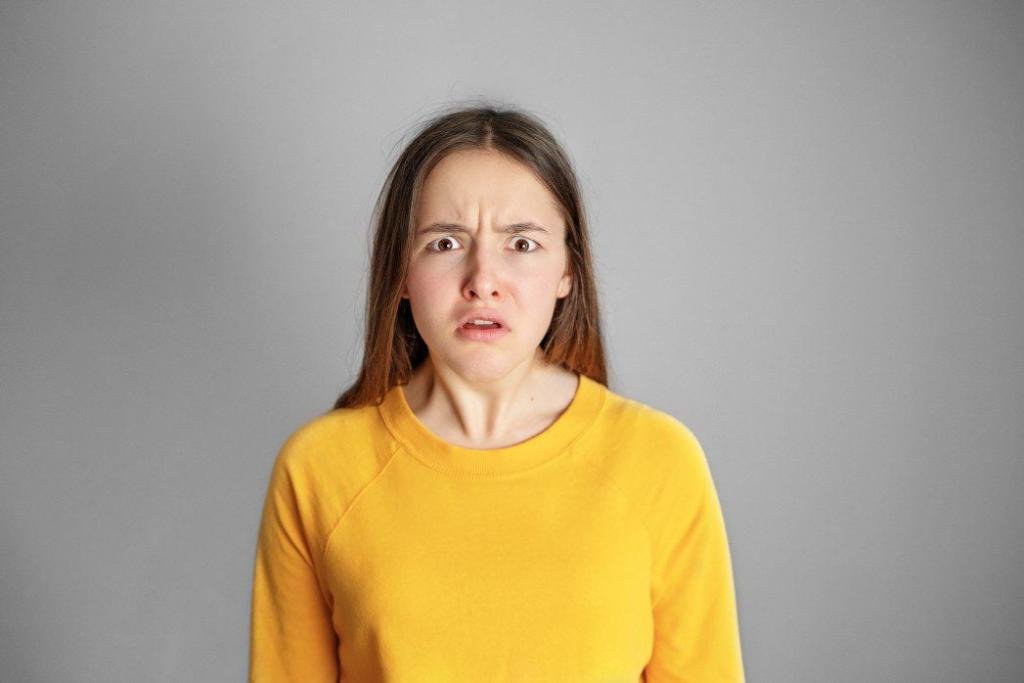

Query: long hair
331;102;607;410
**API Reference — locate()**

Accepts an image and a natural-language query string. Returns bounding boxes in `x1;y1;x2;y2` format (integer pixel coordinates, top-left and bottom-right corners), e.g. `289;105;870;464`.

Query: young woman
249;105;745;682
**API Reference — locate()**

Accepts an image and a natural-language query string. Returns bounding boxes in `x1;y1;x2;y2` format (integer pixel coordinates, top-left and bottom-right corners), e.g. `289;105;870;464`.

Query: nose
462;243;503;301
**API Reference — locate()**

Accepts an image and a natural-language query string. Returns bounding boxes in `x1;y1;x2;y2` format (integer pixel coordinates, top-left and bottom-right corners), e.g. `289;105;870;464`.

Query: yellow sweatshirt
249;373;744;682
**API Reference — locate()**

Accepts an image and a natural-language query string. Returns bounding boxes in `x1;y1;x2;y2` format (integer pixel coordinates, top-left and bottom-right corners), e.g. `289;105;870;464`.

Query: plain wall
1;1;1022;681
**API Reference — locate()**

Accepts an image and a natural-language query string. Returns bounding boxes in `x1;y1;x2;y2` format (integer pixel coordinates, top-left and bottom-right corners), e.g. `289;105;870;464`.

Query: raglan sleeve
249;435;339;682
643;420;745;683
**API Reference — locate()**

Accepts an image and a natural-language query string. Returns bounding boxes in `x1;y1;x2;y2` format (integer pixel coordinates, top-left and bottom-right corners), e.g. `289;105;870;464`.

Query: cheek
530;257;569;292
406;260;450;295
408;269;445;292
405;268;453;323
519;279;562;317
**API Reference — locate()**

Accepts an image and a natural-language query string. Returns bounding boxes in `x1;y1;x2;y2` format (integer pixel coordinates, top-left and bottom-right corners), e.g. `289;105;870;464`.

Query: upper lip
457;309;508;329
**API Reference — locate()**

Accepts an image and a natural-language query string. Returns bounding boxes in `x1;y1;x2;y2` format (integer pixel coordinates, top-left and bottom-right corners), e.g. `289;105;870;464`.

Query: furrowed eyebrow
416;222;550;236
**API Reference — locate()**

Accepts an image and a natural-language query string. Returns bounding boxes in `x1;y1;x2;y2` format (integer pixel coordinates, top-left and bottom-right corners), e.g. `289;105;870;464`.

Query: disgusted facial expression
401;147;572;383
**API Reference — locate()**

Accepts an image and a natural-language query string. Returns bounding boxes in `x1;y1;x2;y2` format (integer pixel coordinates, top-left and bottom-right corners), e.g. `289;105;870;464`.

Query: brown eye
427;236;462;253
512;237;540;253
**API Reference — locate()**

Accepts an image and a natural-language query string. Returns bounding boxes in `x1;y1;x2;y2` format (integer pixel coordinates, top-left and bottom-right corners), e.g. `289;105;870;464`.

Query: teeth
470;319;496;325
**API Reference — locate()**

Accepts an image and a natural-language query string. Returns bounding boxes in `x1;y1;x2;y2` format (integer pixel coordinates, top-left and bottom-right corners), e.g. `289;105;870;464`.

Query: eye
426;235;463;253
510;236;541;253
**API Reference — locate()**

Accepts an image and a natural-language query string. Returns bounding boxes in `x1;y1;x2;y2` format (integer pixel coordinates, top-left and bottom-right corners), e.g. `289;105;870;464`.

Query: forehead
416;148;565;229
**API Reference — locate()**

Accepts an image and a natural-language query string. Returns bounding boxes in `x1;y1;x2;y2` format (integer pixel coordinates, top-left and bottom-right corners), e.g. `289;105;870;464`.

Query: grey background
2;1;1022;681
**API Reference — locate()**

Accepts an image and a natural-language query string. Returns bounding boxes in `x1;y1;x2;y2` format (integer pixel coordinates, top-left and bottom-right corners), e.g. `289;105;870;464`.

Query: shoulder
275;402;389;461
267;403;400;510
590;386;713;487
588;389;725;545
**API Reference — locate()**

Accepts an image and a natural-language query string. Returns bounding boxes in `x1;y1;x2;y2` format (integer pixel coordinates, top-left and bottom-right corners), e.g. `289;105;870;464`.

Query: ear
556;272;572;298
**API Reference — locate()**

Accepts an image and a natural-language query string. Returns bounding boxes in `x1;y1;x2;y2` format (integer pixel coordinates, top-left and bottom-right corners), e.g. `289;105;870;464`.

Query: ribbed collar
377;373;606;477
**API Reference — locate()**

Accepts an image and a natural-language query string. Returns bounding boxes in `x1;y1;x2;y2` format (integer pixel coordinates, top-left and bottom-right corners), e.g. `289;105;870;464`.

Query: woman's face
401;147;572;383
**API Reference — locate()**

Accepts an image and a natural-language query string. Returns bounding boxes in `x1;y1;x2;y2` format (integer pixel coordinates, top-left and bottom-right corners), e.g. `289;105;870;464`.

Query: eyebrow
415;221;551;236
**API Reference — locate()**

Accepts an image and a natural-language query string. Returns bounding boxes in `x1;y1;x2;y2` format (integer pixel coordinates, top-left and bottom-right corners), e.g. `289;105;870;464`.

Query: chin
444;349;524;383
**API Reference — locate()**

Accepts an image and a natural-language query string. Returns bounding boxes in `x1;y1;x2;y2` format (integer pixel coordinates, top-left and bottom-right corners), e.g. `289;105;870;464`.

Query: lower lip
456;324;509;341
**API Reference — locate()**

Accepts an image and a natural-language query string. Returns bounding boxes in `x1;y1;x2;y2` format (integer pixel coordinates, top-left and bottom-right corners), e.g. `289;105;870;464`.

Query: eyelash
425;235;541;254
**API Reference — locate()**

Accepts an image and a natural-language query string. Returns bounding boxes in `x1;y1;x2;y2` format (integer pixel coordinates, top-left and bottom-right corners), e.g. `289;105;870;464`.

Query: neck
405;350;567;445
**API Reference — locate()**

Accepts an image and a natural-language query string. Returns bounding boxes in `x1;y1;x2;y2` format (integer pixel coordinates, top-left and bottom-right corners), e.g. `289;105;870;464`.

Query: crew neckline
377;372;606;477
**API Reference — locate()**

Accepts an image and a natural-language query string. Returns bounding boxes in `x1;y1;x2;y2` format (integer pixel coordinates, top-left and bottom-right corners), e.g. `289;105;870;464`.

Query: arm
249;445;339;682
644;423;745;683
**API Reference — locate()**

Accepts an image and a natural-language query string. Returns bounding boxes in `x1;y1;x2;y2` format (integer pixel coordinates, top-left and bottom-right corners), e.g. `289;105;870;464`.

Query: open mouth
456;318;509;341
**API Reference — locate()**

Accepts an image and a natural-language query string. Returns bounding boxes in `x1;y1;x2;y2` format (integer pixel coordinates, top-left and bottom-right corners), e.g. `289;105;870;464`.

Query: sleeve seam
319;443;403;568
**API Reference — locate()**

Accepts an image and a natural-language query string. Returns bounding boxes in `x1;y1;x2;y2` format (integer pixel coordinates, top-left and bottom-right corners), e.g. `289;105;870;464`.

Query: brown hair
331;102;607;411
